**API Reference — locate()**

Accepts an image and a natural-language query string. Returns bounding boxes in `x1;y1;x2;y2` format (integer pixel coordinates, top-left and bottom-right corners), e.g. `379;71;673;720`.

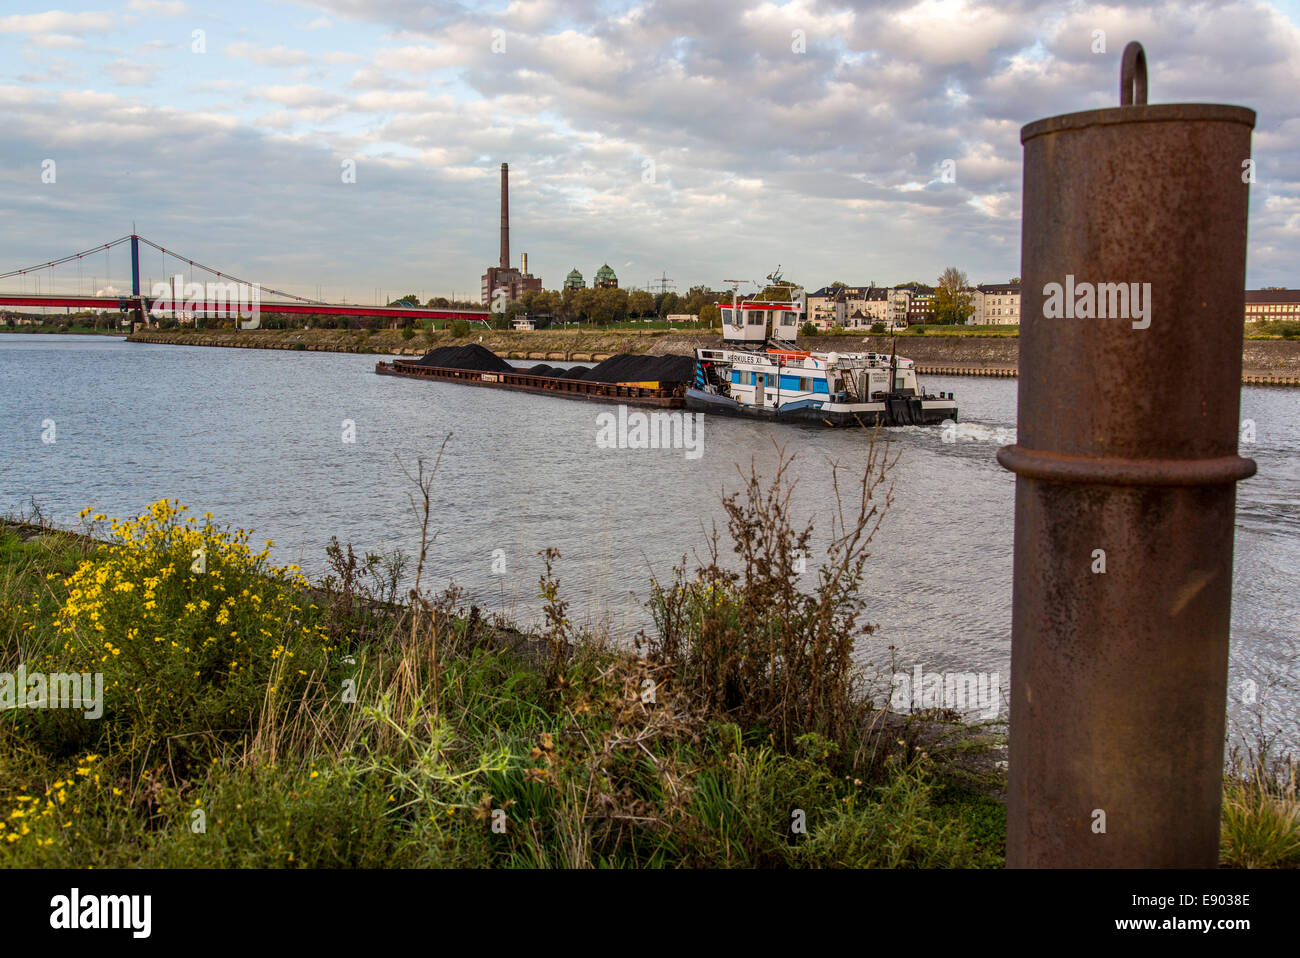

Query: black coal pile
517;363;586;379
578;353;695;384
411;344;515;373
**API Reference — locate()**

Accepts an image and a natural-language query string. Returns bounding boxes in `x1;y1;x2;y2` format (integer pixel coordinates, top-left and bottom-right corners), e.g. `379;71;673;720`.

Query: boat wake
887;421;1016;445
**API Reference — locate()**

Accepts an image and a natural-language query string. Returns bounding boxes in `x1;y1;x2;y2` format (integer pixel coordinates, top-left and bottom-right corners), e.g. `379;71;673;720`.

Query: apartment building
807;285;911;330
972;282;1022;325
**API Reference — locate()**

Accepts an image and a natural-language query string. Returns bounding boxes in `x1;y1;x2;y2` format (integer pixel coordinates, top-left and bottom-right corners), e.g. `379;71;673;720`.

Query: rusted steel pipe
998;42;1257;867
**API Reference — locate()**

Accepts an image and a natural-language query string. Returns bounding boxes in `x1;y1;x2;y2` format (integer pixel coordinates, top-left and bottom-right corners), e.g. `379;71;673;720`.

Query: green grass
894;324;1019;337
0;506;1008;868
0;324;126;335
1245;320;1300;340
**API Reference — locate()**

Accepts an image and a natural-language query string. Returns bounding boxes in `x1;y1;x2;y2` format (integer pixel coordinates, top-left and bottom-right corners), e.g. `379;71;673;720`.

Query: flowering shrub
0;754;107;852
48;500;336;761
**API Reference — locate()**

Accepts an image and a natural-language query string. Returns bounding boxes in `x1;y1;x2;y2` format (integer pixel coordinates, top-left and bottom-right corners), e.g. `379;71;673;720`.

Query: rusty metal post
998;42;1256;867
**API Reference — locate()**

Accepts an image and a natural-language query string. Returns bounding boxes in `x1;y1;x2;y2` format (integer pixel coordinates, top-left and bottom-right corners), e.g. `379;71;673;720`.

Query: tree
698;303;721;328
933;267;974;324
628;289;654;318
588;287;628;326
657;291;681;319
572;287;596;323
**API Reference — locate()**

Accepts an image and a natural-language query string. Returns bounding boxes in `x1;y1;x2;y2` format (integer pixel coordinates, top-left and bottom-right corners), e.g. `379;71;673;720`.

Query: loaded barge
375;349;686;408
376;277;958;427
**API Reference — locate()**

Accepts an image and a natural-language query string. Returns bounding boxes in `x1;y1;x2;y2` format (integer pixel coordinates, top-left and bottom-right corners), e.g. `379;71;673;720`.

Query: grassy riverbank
0;446;1016;868
1;325;126;336
3;441;1297;868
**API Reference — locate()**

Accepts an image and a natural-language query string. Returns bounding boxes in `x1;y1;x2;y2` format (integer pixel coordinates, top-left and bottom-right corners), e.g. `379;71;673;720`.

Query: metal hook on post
1120;41;1147;106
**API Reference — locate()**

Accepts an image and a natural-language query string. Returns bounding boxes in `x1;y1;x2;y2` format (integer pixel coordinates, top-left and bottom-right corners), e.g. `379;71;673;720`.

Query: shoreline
124;328;1300;384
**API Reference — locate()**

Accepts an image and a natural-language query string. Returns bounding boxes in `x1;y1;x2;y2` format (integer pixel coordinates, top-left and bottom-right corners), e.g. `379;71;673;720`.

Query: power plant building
481;162;542;304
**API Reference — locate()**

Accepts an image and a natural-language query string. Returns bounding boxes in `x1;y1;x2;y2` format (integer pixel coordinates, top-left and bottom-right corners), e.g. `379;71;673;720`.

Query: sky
1;0;1298;304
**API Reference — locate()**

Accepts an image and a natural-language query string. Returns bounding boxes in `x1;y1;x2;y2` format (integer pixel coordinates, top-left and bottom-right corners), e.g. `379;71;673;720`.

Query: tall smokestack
499;162;509;270
521;252;528;275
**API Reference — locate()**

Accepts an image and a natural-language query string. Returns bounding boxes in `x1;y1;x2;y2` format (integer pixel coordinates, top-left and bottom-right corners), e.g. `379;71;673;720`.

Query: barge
375;358;686;408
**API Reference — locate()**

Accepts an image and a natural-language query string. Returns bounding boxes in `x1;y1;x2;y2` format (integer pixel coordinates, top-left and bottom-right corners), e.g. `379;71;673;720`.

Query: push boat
687;276;958;427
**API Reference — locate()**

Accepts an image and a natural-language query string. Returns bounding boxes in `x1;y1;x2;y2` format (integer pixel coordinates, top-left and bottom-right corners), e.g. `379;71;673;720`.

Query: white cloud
0;11;113;34
105;59;159;86
2;0;1298;294
127;0;187;15
226;42;309;66
250;84;343;108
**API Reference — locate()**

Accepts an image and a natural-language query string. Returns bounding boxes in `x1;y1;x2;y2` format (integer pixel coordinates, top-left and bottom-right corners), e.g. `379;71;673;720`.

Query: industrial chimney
499;163;509;270
521;252;528;276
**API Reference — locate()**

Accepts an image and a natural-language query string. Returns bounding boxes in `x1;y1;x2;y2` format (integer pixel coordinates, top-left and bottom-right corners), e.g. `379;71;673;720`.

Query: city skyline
2;0;1299;303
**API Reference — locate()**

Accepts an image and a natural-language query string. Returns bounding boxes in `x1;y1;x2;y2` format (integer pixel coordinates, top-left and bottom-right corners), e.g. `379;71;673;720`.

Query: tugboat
686;271;958;427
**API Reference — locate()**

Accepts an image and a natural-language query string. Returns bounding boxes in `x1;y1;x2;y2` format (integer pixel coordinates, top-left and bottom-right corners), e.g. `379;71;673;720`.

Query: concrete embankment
125;328;1300;385
126;327;666;362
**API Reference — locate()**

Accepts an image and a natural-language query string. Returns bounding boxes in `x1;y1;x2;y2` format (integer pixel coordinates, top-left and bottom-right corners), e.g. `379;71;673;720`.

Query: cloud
226;42;310;66
127;0;187;14
105;59;159;86
250;84;343;108
0;11;113;34
1;0;1297;296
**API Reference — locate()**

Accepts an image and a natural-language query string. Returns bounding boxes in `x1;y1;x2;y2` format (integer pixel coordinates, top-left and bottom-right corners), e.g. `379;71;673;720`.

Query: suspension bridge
0;234;492;330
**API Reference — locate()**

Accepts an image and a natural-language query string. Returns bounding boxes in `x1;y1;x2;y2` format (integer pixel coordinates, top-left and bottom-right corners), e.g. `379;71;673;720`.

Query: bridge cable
134;235;326;305
0;236;133;282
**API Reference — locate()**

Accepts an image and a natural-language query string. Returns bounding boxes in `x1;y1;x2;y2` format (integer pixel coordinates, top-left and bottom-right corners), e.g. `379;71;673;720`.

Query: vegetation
932;267;974;325
1;433;1294;868
895;324;1018;337
0;440;1012;868
1246;320;1300;340
1220;751;1300;868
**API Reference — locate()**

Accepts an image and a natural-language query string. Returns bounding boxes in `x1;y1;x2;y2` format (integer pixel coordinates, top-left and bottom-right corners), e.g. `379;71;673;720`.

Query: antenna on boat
722;279;747;306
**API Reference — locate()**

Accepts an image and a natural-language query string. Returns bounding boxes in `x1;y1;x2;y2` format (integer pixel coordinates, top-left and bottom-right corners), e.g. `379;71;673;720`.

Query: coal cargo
577;353;695;385
411;344;515;373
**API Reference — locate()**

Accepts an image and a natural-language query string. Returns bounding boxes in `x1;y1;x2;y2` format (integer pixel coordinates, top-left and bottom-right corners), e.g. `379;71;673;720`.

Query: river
2;335;1296;751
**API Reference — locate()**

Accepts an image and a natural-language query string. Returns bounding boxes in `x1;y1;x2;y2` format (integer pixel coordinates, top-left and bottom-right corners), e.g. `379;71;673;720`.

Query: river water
2;335;1296;750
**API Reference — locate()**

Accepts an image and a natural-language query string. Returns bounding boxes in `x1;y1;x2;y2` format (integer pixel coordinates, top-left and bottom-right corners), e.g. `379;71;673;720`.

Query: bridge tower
128;233;143;333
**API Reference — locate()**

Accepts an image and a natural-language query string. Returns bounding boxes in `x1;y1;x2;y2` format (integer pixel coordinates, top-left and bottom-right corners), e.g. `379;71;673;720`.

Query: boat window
748;310;765;326
722;309;734;324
